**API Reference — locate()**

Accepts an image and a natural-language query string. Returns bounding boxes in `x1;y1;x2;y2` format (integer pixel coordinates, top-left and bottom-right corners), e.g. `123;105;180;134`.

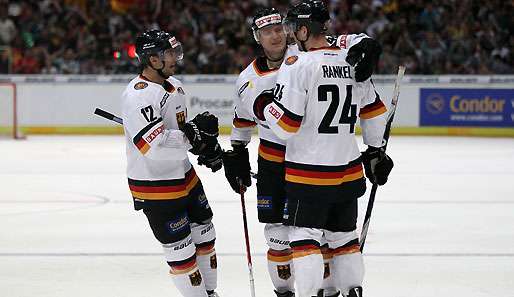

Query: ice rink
1;135;513;297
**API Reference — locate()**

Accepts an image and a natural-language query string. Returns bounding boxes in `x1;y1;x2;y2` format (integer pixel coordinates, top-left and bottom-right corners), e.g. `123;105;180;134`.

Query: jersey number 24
318;85;357;134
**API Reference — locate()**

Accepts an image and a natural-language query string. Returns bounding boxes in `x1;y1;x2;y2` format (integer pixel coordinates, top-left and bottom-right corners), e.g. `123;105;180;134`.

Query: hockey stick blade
360;65;405;252
94;108;123;125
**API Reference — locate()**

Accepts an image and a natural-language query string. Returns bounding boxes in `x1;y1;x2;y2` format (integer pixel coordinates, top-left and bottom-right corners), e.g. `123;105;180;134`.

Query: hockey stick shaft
360;66;405;252
94;108;123;125
239;182;257;297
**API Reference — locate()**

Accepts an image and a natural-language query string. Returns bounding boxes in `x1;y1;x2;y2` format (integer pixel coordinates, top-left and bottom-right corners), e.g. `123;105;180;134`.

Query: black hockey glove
192;111;219;139
197;142;223;172
361;146;393;185
222;145;251;193
182;112;219;155
253;89;274;121
182;120;206;155
346;38;382;82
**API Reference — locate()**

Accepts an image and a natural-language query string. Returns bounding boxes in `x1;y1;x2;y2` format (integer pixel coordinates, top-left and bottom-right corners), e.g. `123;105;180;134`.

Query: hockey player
222;4;383;297
249;1;394;296
223;8;294;297
121;30;221;297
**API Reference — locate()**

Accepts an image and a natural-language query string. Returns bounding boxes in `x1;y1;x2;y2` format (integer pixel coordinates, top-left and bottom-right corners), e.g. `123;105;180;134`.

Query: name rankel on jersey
322;65;352;79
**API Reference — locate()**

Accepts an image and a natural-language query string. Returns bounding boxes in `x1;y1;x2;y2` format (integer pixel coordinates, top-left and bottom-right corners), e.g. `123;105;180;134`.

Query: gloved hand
252;89;274;121
361;146;393;185
345;38;382;82
192;111;219;138
222;145;252;193
182;111;219;155
182;120;205;155
197;142;223;172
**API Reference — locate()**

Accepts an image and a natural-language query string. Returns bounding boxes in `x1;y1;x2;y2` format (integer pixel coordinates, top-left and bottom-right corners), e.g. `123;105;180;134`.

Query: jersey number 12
141;105;157;123
318;85;357;134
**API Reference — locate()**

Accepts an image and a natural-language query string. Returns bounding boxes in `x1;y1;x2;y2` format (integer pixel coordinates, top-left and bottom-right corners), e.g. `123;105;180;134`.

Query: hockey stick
239;180;257;297
94;108;123;125
360;65;406;252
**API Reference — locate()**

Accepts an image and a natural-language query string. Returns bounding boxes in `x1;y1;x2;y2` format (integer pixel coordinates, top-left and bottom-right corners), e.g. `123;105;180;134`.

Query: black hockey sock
274;290;294;297
348;286;362;297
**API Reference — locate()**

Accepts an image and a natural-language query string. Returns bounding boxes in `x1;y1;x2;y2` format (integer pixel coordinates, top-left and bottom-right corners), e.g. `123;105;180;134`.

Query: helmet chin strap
150;60;170;79
295;29;310;52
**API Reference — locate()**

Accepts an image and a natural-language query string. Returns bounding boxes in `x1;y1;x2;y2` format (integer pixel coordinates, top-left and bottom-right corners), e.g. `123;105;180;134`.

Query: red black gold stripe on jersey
196;239;216;256
267;249;293;263
258;139;286;163
285;158;364;186
359;94;387;119
128;168;199;201
290;240;321;259
321;245;334;261
233;116;257;128
273;100;303;133
132;117;163;155
332;238;361;256
168;254;198;275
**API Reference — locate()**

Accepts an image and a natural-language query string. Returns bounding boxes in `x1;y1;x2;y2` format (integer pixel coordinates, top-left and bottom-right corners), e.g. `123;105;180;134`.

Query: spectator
418;3;441;31
420;31;447;73
0;9;17;45
0;0;512;75
55;48;80;74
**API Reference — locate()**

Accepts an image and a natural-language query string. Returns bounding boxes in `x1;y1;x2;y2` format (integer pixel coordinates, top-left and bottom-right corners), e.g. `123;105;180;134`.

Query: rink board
0;75;513;137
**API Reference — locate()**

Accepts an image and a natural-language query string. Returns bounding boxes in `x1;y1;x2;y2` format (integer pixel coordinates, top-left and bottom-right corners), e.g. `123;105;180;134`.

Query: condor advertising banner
420;88;514;127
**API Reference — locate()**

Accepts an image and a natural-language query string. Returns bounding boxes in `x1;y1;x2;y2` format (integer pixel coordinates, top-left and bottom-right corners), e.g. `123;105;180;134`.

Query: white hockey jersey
121;75;199;210
231;47;299;163
262;46;387;200
231;34;370;164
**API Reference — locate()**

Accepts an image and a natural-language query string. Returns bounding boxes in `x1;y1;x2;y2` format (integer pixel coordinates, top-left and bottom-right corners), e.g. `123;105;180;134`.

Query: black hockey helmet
135;30;183;66
251;7;284;42
285;0;330;35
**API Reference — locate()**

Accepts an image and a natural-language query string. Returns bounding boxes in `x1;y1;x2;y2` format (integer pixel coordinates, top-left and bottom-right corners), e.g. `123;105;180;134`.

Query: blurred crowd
0;0;512;75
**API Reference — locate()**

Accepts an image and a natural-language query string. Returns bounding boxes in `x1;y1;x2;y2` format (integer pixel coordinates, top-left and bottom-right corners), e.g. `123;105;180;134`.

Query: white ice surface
1;135;513;297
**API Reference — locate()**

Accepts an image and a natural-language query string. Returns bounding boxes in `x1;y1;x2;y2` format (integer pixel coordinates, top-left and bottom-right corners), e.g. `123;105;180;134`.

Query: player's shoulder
123;76;163;108
280;50;307;69
167;76;183;88
125;76;162;94
238;62;258;82
235;66;253;94
309;46;349;61
291;48;342;67
237;58;265;92
166;76;186;95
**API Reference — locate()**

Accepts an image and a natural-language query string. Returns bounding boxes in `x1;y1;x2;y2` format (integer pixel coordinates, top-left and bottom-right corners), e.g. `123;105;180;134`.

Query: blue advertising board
420;88;514;127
